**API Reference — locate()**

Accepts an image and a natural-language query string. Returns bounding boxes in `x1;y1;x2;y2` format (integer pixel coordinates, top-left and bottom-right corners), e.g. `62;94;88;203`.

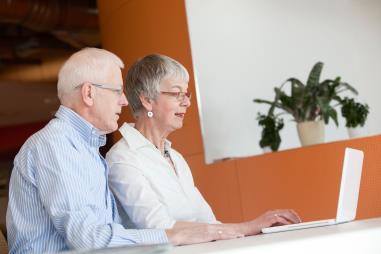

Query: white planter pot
296;120;325;146
347;127;362;139
262;146;272;154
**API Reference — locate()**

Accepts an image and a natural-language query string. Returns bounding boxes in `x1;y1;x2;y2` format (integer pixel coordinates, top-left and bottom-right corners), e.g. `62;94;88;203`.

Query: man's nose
119;92;128;106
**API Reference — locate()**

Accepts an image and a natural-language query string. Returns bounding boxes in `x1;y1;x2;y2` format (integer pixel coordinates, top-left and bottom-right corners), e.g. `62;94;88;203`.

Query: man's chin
110;125;119;133
101;125;119;135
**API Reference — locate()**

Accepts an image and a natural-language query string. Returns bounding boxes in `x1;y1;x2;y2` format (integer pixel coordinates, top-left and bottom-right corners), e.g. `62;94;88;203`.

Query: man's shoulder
13;118;79;177
21;117;79;152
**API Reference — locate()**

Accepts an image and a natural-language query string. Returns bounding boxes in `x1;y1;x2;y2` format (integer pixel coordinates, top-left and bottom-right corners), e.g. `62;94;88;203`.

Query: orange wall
236;135;381;221
97;0;203;158
98;0;381;223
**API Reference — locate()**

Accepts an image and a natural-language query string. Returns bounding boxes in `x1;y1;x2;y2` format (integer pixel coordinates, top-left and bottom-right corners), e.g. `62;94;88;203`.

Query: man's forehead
104;68;123;86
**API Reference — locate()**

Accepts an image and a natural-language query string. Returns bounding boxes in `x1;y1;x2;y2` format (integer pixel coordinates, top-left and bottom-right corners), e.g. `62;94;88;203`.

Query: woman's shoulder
106;138;139;164
168;147;193;175
168;146;186;161
106;139;147;181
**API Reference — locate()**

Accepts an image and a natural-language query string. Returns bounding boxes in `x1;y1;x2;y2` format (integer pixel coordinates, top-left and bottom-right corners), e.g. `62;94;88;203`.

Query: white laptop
262;147;364;234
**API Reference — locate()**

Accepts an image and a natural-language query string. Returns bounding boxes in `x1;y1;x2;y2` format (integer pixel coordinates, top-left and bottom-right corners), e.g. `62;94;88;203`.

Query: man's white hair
57;47;124;104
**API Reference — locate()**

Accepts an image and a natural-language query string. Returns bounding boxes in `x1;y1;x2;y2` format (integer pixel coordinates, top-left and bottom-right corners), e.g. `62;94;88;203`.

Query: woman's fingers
277;209;302;224
272;214;291;225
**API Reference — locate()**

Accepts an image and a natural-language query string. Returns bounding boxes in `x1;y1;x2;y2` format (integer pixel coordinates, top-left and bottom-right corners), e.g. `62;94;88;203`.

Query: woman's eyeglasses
160;91;192;101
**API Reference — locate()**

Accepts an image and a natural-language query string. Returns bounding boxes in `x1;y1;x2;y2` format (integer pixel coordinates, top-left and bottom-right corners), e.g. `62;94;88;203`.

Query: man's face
92;67;128;134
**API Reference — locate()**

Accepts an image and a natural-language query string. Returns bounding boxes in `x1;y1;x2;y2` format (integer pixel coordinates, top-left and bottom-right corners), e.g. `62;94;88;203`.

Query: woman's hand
165;209;301;245
238;209;302;236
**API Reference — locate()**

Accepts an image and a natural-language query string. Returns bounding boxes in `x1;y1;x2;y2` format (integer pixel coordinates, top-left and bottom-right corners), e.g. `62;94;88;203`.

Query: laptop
262;147;364;234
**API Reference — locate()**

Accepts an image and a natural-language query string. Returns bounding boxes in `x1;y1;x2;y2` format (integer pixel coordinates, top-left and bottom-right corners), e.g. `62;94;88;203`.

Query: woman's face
152;78;191;133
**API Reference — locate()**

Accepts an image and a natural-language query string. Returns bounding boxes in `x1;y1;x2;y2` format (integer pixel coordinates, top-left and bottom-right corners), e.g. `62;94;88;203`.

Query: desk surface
170;218;381;254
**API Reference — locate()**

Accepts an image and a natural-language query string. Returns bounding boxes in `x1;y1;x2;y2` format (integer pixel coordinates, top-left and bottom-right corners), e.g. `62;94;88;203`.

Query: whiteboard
185;0;381;163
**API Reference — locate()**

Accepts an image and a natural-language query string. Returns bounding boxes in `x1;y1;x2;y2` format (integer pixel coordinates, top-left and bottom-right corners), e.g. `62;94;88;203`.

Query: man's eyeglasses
76;83;124;96
160;91;192;101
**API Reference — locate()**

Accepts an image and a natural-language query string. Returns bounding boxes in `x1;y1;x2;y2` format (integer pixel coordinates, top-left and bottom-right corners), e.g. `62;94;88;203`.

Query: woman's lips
175;113;185;118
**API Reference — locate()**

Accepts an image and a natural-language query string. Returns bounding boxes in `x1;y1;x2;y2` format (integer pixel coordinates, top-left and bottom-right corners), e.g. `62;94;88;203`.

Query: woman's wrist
235;220;261;236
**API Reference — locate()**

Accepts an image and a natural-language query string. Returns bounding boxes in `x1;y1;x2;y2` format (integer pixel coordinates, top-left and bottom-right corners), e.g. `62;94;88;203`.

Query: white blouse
106;123;218;229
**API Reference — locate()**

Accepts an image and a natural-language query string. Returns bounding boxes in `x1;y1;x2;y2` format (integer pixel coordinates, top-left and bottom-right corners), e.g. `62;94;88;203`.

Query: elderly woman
106;54;300;236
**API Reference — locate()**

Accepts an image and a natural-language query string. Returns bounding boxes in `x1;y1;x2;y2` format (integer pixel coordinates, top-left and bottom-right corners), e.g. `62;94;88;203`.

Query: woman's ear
139;94;153;112
81;82;94;106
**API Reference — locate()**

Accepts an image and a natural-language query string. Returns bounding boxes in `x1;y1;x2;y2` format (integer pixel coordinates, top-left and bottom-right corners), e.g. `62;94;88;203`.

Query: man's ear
139;93;153;112
81;82;94;106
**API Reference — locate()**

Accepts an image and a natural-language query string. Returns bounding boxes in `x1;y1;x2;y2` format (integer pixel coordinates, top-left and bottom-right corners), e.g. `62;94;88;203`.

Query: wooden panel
356;138;381;219
0;121;46;157
185;153;243;223
236;135;381;222
0;229;7;254
98;0;204;157
237;145;342;222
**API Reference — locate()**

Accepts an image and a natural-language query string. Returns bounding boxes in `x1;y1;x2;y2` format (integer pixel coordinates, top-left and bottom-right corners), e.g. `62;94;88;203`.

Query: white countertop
169;218;381;254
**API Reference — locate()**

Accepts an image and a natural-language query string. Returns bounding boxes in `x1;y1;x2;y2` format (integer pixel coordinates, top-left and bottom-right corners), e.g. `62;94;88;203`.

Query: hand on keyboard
241;209;302;235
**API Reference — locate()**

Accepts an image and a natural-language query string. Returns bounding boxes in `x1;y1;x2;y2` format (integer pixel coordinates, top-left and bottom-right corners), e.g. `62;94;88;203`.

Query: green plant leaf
253;99;274;105
306;62;323;87
341;97;369;127
337;82;358;95
256;113;284;151
328;107;338;126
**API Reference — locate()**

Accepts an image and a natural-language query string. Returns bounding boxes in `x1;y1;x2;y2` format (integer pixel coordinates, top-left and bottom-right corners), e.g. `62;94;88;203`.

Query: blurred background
0;0;101;233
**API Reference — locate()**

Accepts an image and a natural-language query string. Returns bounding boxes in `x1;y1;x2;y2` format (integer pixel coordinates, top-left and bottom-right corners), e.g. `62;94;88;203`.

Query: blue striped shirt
6;106;168;253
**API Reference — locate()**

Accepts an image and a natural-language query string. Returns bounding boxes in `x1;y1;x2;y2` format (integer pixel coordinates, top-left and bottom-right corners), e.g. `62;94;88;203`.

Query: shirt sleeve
193;187;221;224
35;140;167;250
108;152;176;229
176;153;220;224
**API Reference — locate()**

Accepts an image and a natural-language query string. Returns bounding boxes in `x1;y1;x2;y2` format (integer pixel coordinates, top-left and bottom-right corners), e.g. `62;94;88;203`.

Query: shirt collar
55;105;106;147
119;122;172;150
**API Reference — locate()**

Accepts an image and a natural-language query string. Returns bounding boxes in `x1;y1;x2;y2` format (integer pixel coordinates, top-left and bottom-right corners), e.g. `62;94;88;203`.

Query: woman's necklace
156;145;176;173
155;145;170;158
163;149;170;158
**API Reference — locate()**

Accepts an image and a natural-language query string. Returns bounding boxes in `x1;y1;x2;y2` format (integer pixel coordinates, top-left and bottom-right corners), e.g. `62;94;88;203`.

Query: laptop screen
335;148;364;223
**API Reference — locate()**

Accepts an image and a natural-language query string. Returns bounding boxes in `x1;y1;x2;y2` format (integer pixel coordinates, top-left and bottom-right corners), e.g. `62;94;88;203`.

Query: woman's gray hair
125;54;189;116
57;47;124;104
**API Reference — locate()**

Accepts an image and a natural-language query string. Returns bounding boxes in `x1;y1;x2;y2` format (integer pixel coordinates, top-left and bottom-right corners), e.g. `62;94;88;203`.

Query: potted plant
257;113;284;152
254;62;357;146
340;97;369;138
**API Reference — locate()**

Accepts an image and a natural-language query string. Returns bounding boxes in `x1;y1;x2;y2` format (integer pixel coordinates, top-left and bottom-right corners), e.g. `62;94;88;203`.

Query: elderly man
6;48;244;253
